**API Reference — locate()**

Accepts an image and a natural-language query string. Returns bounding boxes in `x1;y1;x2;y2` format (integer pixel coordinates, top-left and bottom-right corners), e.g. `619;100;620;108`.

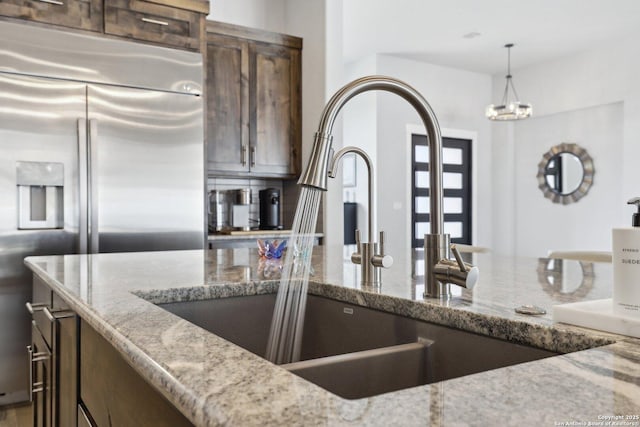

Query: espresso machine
259;188;282;230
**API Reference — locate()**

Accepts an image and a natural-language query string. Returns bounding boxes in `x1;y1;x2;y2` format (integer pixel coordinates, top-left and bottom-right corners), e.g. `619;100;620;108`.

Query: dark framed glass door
411;134;472;248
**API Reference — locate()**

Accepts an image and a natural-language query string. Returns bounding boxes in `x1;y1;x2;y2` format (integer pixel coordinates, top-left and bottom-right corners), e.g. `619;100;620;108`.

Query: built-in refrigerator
0;20;205;405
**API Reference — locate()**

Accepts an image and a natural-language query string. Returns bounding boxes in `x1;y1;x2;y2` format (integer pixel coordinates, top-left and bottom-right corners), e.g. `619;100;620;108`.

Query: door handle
250;146;256;167
88;119;99;254
78;118;88;254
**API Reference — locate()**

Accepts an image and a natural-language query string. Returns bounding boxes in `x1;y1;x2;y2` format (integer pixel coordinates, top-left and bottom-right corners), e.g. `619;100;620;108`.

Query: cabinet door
80;320;193;427
0;0;102;32
31;324;52;427
54;313;78;427
206;33;250;174
249;41;301;177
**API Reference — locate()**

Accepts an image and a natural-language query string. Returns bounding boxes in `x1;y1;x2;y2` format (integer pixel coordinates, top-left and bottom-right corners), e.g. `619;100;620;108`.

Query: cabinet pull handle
27;346;34;402
33;353;49;362
25;302;47;315
250;146;256;167
32;382;44;394
141;17;169;26
38;0;64;5
241;145;247;166
27;346;49;401
42;306;55;322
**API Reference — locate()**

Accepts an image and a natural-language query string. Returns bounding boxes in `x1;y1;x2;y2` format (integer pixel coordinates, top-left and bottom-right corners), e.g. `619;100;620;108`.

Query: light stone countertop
24;247;640;426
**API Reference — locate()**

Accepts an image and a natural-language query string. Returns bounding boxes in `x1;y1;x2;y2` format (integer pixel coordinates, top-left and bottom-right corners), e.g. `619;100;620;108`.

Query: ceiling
343;0;640;74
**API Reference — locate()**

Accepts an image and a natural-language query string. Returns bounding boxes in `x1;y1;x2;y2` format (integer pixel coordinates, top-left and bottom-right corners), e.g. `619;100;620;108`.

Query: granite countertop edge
23;252;640;426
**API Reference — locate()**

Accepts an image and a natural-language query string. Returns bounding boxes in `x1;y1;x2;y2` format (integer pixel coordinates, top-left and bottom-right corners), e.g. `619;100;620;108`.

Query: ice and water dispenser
16;161;64;229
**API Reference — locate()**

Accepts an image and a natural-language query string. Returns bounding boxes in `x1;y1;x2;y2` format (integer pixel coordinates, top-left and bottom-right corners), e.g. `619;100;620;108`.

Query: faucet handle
371;231;393;268
379;231;386;255
351;229;362;264
450;245;467;272
433;244;478;290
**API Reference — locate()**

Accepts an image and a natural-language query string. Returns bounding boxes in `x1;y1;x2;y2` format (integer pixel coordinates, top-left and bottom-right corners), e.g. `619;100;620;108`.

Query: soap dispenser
612;197;640;317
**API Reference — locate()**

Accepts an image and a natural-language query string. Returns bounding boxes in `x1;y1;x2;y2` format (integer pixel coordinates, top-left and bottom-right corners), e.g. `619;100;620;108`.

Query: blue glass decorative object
257;239;287;259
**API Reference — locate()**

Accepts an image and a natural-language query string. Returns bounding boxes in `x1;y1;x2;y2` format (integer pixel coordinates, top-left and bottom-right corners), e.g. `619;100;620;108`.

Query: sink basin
158;294;559;399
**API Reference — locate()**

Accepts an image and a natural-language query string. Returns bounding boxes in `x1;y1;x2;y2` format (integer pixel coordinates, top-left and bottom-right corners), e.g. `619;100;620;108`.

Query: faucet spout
298;75;443;234
328;146;392;288
328;146;375;243
299;75;477;298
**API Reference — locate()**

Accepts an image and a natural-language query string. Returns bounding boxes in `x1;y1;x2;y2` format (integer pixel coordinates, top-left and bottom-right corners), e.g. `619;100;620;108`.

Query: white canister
612;198;640;317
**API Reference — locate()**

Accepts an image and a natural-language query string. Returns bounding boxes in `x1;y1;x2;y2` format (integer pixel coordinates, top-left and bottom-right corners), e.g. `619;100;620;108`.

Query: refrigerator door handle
88;119;99;254
78;119;88;254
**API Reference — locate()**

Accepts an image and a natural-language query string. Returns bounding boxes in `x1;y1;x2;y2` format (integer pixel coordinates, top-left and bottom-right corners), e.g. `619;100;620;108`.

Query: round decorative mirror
537;143;594;204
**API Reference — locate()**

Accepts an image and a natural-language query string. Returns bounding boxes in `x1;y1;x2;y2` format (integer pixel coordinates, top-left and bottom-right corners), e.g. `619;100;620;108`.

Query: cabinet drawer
32;308;54;349
32;275;52;308
105;0;201;51
52;292;71;311
31;322;52;427
0;0;102;32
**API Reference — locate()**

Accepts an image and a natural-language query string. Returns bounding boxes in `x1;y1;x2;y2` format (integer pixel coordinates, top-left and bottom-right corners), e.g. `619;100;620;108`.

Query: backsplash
207;178;284;230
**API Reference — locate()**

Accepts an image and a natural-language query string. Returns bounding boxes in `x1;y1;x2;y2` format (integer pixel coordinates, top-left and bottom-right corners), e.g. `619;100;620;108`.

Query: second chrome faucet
328;146;393;288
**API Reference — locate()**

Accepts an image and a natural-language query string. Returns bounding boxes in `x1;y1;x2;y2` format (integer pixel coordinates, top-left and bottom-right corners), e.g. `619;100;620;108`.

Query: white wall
207;0;286;32
514;103;623;257
491;38;640;256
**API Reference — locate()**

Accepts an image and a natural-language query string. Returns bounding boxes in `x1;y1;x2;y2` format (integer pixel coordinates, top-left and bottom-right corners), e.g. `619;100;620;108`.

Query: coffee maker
259;188;281;230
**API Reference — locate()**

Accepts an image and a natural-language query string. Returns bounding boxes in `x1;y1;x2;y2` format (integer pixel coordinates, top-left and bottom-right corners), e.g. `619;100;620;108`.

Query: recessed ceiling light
463;31;481;39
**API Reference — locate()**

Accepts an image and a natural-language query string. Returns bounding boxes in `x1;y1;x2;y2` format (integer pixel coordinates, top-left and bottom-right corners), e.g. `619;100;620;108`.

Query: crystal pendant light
486;43;532;121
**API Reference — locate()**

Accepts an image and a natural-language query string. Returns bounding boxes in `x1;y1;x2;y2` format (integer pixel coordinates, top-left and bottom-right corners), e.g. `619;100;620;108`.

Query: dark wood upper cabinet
206;21;302;178
0;0;103;32
206;33;250;173
0;0;209;52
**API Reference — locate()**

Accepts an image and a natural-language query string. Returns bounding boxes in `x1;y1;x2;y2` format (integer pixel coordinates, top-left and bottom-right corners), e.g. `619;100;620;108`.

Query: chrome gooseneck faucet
328;146;393;287
298;75;478;298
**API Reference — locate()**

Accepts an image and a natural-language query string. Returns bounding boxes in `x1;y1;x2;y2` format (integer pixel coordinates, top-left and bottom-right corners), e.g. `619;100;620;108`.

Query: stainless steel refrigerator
0;20;205;405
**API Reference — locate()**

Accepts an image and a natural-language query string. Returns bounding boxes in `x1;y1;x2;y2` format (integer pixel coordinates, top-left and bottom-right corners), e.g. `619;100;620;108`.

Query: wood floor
0;403;31;427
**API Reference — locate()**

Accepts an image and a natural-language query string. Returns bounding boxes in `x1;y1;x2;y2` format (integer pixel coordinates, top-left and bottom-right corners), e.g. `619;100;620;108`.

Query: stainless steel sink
158;294;559;399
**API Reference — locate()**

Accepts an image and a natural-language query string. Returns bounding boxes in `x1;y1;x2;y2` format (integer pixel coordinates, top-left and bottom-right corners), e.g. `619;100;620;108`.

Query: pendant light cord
501;43;522;105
